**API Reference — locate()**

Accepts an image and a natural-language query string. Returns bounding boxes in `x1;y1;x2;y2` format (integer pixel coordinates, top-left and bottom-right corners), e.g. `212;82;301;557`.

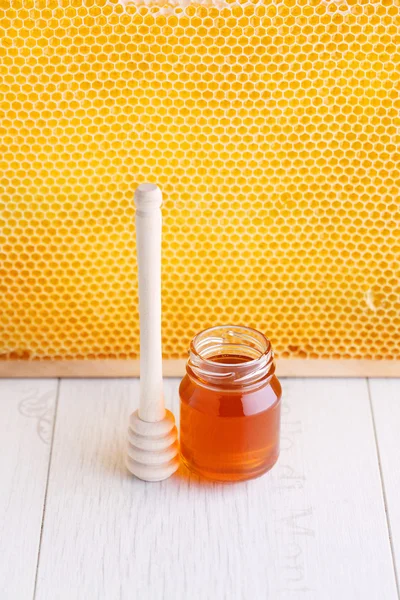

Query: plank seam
367;378;400;600
32;378;61;600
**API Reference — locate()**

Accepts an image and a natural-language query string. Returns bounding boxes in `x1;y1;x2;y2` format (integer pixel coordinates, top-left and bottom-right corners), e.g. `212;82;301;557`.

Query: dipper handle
135;183;165;423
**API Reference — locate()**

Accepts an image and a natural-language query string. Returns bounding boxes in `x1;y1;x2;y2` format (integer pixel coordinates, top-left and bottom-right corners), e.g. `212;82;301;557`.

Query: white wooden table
1;378;399;600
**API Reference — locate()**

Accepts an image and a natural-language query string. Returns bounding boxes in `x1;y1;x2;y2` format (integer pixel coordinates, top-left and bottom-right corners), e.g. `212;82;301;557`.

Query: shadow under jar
179;325;282;482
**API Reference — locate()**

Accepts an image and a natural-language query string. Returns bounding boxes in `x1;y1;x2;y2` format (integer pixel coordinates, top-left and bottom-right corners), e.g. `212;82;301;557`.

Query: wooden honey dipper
127;183;179;481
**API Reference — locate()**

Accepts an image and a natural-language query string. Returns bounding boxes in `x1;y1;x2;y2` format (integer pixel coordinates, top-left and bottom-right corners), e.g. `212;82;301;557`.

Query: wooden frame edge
0;359;399;378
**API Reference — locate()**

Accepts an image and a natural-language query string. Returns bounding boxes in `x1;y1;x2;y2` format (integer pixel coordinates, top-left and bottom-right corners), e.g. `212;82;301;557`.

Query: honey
179;326;281;482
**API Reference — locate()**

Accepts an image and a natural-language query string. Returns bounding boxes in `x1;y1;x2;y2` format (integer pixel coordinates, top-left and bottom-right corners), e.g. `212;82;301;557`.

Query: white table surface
0;377;399;600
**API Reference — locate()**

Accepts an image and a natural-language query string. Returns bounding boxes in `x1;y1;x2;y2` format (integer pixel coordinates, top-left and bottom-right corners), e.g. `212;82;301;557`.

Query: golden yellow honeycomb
0;0;399;365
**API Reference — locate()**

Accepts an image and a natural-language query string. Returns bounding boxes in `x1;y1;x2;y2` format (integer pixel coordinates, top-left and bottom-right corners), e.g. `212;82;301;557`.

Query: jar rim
190;324;269;363
187;325;275;390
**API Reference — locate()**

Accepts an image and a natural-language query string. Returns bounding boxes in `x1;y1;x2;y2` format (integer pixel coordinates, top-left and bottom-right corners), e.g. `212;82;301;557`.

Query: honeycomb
0;0;399;365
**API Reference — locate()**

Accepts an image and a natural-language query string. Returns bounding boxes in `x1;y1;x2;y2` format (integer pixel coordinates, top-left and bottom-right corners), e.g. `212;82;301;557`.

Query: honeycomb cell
0;0;399;364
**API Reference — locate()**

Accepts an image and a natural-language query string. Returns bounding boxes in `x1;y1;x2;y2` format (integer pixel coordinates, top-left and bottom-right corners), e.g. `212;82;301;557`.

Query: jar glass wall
179;325;281;482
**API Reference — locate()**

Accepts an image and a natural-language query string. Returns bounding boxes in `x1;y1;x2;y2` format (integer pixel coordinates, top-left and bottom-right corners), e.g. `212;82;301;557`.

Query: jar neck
187;326;275;391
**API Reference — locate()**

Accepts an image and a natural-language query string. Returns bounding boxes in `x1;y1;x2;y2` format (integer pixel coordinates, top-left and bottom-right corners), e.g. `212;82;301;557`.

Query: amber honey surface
0;0;399;362
180;354;281;482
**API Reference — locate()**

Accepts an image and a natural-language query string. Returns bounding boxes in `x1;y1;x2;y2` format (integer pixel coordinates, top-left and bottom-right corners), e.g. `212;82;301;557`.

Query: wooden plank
1;358;400;378
369;378;400;591
35;378;397;600
0;379;58;600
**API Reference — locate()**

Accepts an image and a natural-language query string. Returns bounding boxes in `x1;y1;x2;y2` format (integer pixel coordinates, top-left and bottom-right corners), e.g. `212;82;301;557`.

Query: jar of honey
179;325;281;482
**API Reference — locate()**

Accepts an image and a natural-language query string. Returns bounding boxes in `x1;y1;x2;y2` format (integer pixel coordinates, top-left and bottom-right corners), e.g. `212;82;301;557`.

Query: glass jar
179;325;281;482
